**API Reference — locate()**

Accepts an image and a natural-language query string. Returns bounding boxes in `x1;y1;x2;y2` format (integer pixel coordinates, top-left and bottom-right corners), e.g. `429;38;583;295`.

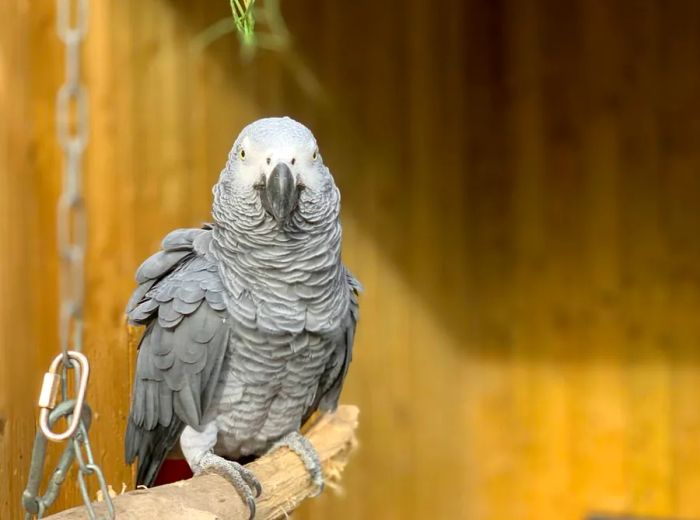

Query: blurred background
2;0;700;519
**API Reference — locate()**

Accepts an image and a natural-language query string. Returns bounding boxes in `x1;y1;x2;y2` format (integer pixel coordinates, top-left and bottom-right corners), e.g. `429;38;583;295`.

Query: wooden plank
4;1;700;519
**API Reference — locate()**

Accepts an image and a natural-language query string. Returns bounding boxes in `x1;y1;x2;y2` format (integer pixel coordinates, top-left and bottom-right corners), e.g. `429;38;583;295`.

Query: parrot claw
196;452;261;517
271;431;324;496
246;496;257;520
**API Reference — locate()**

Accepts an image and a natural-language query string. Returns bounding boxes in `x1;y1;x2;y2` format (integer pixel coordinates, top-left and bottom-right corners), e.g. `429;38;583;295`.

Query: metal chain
22;1;114;518
56;0;88;362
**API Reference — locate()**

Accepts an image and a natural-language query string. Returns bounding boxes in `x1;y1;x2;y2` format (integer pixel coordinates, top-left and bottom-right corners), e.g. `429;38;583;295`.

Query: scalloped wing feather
124;227;230;486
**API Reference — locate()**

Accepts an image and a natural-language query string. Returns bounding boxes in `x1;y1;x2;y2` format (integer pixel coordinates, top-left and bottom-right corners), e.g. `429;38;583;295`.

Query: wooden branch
46;406;359;520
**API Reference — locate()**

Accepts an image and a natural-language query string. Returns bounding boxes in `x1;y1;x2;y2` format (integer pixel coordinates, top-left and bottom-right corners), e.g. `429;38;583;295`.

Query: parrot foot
271;431;324;495
195;452;261;519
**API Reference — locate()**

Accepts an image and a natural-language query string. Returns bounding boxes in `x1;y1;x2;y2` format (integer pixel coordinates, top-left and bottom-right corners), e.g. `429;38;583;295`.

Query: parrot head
215;116;333;228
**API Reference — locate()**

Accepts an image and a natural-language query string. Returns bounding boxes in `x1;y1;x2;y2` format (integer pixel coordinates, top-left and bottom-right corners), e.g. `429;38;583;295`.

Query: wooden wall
3;1;700;519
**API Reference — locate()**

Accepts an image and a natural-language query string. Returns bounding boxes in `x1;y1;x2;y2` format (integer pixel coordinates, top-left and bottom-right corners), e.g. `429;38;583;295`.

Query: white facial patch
226;117;328;192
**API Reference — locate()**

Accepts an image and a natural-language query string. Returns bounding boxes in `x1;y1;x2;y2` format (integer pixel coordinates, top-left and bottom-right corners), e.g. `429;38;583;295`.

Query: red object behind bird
152;459;193;487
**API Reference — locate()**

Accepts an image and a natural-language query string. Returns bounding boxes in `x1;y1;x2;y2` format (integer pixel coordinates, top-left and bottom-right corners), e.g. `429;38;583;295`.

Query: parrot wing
305;269;361;422
124;226;229;486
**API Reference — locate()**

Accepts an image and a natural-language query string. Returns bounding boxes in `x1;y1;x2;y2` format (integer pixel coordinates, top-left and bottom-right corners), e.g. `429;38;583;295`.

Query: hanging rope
21;1;114;518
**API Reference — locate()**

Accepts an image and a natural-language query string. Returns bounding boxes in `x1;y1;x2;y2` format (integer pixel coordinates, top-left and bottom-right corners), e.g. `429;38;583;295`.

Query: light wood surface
44;406;359;520
2;1;700;519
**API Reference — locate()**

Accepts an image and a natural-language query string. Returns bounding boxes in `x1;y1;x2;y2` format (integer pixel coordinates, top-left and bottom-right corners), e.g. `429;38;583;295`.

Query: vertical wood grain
3;1;700;519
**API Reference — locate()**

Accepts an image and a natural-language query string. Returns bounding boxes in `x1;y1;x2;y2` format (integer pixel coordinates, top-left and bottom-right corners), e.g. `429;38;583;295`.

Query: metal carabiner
38;351;90;442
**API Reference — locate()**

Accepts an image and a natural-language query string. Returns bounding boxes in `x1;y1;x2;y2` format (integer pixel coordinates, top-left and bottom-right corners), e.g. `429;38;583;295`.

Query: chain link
22;1;114;518
72;423;116;519
56;0;89;362
22;401;92;519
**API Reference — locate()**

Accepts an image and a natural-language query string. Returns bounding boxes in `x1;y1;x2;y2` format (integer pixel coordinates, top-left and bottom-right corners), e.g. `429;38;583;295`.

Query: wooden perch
46;406;359;520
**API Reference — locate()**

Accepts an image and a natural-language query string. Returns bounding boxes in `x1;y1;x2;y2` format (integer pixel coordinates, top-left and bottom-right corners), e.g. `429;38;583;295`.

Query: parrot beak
260;162;299;226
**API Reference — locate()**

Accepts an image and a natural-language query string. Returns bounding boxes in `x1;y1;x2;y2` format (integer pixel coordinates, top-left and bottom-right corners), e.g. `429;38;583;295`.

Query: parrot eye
312;150;318;161
238;148;246;161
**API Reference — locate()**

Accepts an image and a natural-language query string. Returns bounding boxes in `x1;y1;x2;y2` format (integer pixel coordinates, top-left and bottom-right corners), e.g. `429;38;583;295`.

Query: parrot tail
125;416;185;487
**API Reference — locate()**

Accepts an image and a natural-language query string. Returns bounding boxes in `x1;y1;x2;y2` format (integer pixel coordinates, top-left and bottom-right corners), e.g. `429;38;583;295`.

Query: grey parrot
124;117;360;516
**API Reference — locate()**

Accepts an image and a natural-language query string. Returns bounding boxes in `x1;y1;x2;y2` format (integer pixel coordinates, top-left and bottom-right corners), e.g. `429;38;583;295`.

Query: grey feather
135;250;192;284
314;276;360;415
177;285;205;304
162;228;207;251
172;297;202;315
126;279;157;315
127;118;362;486
125;227;230;486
